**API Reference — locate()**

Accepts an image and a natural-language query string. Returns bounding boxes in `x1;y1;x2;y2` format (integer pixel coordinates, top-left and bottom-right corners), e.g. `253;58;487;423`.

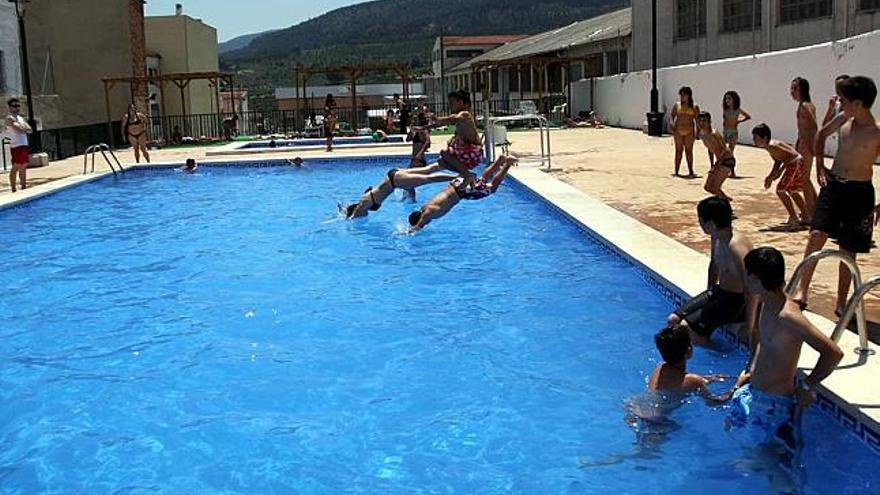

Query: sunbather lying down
340;168;458;219
408;155;518;232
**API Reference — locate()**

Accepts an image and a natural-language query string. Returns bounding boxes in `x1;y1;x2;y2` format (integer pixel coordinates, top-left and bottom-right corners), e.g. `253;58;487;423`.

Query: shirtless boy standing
410;90;483;179
792;77;819;217
408;155;516;232
728;247;843;452
668;197;758;349
793;76;880;315
752;123;809;228
696;112;736;201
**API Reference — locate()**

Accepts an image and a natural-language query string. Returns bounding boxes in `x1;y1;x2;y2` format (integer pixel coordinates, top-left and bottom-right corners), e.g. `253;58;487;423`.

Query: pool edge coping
508;165;880;455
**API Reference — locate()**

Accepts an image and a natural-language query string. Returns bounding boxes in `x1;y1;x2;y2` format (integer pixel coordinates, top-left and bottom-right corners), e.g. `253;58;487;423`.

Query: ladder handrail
833;275;878;355
83;143;124;176
487;114;552;170
784;249;869;354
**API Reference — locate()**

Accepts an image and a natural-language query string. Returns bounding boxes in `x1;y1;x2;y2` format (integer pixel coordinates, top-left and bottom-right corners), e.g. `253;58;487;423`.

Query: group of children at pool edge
340;89;517;232
648;75;880;457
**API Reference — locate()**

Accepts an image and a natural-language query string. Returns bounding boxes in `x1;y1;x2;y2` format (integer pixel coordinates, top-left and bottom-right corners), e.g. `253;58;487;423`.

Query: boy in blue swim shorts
727;247;843;452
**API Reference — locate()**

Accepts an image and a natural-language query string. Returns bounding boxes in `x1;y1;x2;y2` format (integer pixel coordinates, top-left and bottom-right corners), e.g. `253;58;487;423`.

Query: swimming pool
238;135;406;150
0;157;876;493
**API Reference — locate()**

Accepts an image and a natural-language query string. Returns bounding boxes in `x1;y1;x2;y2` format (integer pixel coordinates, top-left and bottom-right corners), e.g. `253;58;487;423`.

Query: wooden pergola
461;55;601;116
101;71;235;146
292;62;412;128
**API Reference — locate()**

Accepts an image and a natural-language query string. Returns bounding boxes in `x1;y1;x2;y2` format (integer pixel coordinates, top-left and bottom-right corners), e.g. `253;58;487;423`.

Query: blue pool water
0;158;877;494
239;135;405;149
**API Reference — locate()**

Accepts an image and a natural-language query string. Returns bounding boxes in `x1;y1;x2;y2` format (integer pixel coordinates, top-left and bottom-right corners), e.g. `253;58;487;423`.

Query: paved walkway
4;128;879;325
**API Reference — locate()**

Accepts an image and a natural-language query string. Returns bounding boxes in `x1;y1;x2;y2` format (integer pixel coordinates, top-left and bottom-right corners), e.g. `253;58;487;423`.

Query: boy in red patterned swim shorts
753;124;810;230
409;89;483;179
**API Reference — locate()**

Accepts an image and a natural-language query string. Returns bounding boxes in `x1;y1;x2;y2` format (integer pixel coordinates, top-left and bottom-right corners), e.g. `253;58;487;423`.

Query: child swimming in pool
181;158;197;173
647;323;729;399
409;89;483;179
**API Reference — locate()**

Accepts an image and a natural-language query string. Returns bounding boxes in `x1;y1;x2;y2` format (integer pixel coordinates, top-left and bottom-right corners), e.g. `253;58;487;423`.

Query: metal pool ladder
785;249;873;355
83;143;124;176
486;115;552;170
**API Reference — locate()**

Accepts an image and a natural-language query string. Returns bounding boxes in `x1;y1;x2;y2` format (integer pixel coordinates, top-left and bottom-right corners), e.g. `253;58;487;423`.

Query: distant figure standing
791;77;818;218
324;94;337;152
395;93;411;135
122;103;150;164
721;91;751;178
222;114;239;141
4;98;32;193
670;86;699;178
385;109;396;134
406;111;432;201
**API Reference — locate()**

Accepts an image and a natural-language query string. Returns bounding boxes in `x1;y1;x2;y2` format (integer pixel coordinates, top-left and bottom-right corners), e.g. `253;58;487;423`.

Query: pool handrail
83;143;124;176
784;249;870;354
1;137;9;171
833;275;878;355
486;114;552;170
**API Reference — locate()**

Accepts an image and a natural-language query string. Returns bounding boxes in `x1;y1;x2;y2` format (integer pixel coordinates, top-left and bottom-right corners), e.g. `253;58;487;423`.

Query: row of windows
0;51;6;93
676;0;878;41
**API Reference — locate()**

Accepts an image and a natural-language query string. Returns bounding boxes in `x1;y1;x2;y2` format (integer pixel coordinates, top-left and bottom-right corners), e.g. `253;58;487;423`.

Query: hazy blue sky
145;0;366;42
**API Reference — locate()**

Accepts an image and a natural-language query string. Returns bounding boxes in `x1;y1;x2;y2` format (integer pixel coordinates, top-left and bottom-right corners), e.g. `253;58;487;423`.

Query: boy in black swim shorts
792;76;880;315
668;197;758;349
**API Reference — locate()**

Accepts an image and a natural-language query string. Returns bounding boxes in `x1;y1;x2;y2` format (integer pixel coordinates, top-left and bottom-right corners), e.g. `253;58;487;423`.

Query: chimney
175;3;183;15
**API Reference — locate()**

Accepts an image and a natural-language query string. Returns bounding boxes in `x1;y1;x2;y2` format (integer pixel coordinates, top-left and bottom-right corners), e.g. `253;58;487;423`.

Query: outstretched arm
420;111;468;131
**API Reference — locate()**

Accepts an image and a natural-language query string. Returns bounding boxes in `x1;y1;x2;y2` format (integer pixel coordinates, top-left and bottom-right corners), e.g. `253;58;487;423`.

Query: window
779;0;832;24
721;0;762;33
605;50;628;76
860;0;880;12
676;0;707;40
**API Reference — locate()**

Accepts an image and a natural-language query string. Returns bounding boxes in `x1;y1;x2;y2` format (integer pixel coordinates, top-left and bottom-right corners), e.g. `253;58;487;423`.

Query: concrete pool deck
1;130;879;451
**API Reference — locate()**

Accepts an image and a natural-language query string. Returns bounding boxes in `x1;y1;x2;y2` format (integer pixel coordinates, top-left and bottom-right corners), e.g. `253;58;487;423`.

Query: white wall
0;3;22;98
592;30;880;155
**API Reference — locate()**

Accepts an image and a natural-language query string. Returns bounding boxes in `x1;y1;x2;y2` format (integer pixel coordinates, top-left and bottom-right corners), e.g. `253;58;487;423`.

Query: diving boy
793;76;880;315
697;112;735;201
668;197;758;350
408;155;516;232
752;124;809;228
341;168;457;219
728;247;843;451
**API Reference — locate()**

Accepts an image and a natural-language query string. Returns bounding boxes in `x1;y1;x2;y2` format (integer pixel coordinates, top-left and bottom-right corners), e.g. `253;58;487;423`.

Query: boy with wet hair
793;76;880;315
648;324;729;401
668;197;758;349
729;247;843;452
409;90;483;178
696;112;735;201
752;123;809;228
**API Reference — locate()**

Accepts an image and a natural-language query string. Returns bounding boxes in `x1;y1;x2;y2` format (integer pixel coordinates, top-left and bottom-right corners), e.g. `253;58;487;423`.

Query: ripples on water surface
0;159;876;494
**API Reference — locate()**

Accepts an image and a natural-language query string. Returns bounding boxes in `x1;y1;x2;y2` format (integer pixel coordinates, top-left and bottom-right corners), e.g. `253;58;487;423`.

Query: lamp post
9;0;41;152
646;0;664;137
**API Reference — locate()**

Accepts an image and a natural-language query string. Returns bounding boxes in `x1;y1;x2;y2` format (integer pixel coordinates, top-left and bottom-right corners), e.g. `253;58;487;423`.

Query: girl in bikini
122;103;150;164
721;91;751;178
670;87;699;178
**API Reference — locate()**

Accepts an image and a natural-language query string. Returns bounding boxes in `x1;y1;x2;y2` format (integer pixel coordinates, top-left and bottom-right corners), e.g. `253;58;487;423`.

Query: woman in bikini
721;91;751;178
669;87;699;178
122;103;150;163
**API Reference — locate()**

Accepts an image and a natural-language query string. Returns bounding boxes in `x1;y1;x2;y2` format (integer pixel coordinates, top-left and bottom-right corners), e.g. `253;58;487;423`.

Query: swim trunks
811;174;875;253
10;146;29;166
364;187;381;211
777;157;805;192
717;156;736;171
727;384;800;452
674;285;745;337
446;138;484;170
451;177;492;201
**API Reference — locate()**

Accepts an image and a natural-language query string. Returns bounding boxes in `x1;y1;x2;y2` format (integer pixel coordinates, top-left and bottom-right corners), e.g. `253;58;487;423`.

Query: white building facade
0;3;22;100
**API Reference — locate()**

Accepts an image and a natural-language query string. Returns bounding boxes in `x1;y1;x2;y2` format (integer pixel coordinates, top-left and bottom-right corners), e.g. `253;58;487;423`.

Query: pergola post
212;78;221;138
104;80;115;148
565;63;572;117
